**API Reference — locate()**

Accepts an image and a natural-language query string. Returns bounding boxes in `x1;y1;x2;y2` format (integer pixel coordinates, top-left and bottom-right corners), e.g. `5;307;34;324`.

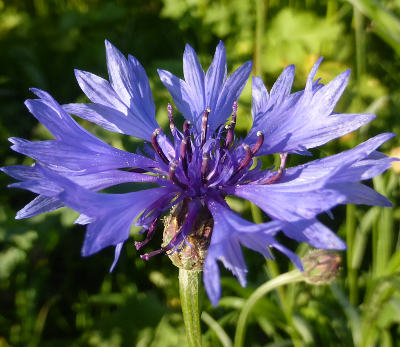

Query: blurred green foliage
1;0;400;346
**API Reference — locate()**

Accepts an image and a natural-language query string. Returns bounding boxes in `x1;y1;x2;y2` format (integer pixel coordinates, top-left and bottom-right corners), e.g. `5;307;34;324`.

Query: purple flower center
137;102;288;260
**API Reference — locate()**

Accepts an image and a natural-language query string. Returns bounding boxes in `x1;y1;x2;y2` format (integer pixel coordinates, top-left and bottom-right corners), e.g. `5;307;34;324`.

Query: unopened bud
163;200;213;271
302;250;341;285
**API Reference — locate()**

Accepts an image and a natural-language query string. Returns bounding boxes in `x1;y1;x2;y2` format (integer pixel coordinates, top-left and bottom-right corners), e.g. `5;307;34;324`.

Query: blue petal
81;213;132;257
204;200;292;306
203;253;222;306
24;91;157;169
304;57;323;97
231;184;346;221
37;167;176;256
232;133;394;222
183;44;206;120
272;243;303;270
128;55;156;120
311;69;350;116
251;76;269;122
105;40;135;106
205;41;227;116
110;242;124;272
71;41;159;140
332;183;392;207
340;155;394;182
280;133;395;184
285;113;375;152
210;60;252;133
74;69;126;110
268;65;295;107
159;42;252;134
75;214;94;225
282;219;346;250
26;89;100;143
10;138;155;173
2;164;160;219
247;61;375;155
157;69;196;125
63;103;138;135
16;90;158;172
8;179;60;197
2;165;43;181
16;196;63;219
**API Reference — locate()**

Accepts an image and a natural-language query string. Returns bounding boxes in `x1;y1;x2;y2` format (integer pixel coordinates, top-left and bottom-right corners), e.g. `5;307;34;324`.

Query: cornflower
3;41;394;305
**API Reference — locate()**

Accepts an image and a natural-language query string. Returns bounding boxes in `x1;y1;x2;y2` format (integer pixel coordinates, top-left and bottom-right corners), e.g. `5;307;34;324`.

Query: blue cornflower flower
2;41;395;305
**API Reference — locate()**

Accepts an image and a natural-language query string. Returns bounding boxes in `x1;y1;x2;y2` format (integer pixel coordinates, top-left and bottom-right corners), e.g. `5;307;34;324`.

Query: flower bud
302;250;341;285
163;200;213;271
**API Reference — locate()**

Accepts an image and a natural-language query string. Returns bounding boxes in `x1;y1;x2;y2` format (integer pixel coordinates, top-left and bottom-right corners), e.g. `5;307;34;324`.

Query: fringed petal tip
109;243;124;272
104;39;113;50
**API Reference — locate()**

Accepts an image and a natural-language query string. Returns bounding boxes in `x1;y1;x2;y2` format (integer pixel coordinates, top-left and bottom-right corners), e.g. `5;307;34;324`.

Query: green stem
179;269;202;347
354;6;366;83
346;204;358;305
254;0;266;76
234;270;303;347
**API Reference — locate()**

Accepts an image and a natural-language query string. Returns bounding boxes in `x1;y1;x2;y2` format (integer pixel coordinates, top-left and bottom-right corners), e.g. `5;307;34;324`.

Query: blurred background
1;0;400;346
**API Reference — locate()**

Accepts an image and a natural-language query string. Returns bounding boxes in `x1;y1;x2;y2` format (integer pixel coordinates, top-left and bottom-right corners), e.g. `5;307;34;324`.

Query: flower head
3;40;395;305
302;250;342;285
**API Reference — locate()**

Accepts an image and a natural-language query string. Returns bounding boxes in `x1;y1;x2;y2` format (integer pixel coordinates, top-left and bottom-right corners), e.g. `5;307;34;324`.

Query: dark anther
169;160;186;189
262;153;288;184
183;120;192;162
180;139;188;177
251;131;264;155
167;103;175;133
134;217;158;250
201;153;210;186
224;124;234;149
232;101;238;125
151;128;170;165
224;101;238;149
200;108;211;147
183;120;191;137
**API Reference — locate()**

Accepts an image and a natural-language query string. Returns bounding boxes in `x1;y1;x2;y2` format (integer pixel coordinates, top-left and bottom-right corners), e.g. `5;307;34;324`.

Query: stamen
251;131;264;155
183;121;192;162
200;108;211;147
224;102;238;149
140;231;182;261
225;124;234;149
167;103;175;133
140;249;164;261
262;153;288;184
134;217;158;250
228;144;253;183
169;160;186;189
180;139;188;177
151;128;170;165
235;144;253;173
201;153;210;186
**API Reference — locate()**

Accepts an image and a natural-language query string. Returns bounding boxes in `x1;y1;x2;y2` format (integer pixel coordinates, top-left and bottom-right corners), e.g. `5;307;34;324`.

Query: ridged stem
179;269;202;347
